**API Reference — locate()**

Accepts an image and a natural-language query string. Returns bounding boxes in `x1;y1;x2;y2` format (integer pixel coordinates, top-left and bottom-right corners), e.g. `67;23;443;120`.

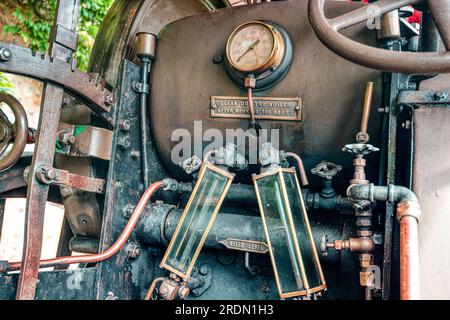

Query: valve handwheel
308;0;450;74
0;92;28;171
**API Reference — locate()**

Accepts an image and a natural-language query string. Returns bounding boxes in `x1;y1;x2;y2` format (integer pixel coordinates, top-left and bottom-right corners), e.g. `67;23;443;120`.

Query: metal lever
356;82;374;144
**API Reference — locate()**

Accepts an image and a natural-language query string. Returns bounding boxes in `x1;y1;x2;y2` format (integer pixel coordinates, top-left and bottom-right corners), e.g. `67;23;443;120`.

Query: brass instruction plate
211;96;302;121
219;238;269;254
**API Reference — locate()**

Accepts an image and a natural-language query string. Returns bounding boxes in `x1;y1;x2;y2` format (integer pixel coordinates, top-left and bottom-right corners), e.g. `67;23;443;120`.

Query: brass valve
321;235;375;256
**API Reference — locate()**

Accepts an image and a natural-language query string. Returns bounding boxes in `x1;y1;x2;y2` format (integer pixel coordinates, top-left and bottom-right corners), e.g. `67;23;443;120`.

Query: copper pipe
360;82;373;135
6;181;165;271
145;277;166;300
398;204;420;300
284;152;309;186
247;87;256;127
348;185;422;300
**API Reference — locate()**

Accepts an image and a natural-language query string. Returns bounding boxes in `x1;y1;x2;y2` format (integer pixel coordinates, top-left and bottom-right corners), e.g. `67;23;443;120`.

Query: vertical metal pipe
140;58;151;188
360;82;374;136
136;33;156;188
399;215;420;300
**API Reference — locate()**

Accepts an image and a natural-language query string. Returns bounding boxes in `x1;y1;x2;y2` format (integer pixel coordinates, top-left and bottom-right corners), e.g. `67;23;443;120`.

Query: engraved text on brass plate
211;96;302;121
219;238;269;254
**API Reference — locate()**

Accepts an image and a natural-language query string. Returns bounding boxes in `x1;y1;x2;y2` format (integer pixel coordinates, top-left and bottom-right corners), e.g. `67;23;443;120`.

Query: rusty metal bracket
56;123;113;160
396;90;450;106
0;42;113;115
34;165;106;194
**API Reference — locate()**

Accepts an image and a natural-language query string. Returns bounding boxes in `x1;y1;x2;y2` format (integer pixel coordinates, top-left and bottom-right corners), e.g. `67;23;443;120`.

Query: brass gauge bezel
226;21;286;75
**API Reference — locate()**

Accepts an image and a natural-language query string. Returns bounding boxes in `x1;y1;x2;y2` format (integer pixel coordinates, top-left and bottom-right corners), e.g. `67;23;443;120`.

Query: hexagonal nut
123;204;135;219
60;187;73;199
244;77;256;89
359;254;373;269
126;243;141;259
356;131;370;144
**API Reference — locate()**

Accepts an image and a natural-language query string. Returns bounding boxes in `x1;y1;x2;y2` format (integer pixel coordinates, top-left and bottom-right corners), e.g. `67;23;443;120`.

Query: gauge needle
237;39;260;62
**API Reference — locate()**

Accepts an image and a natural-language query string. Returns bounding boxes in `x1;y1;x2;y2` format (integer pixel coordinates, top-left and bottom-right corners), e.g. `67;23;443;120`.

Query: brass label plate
219;238;269;254
211;96;302;121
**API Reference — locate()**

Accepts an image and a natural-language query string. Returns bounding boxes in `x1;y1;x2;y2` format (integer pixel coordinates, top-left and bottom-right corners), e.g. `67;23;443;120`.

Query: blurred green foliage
0;72;14;92
3;0;113;71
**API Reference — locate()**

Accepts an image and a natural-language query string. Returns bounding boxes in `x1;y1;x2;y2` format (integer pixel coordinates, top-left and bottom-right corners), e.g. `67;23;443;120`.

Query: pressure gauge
225;21;293;91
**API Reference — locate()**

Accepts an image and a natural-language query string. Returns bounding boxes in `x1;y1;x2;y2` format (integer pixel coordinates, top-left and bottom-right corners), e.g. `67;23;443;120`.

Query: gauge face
226;21;281;73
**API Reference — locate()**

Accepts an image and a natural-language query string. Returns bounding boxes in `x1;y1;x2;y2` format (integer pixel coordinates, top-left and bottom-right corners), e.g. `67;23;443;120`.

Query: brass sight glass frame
226;20;285;74
253;167;326;298
160;162;235;279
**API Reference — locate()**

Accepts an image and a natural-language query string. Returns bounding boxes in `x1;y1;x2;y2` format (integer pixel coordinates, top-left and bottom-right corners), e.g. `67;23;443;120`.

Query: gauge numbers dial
226;21;284;74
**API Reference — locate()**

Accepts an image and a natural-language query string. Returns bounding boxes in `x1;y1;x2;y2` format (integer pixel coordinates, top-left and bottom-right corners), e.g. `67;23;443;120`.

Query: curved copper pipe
247;87;256;127
145;277;166;300
284;152;309;186
7;181;165;271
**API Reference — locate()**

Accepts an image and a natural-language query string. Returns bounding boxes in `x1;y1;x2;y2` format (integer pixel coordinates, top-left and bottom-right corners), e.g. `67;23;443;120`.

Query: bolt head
46;169;57;180
0;48;12;61
104;95;114;106
61;187;73;199
130;150;141;159
199;265;209;275
118;136;131;150
213;54;223;64
119;120;131;131
435;91;448;101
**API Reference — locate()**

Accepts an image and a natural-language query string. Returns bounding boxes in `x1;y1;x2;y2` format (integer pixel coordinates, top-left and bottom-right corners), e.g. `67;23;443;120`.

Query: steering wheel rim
0;92;28;172
308;0;450;74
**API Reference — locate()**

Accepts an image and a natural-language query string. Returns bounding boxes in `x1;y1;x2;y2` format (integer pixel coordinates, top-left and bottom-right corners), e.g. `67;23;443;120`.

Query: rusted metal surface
308;0;450;74
56;122;113;160
90;0;206;87
17;83;64;300
56;99;103;239
5;181;164;272
0;156;31;194
397;89;450;105
412;80;450;299
34;166;106;194
93;60;166;300
49;0;80;62
151;0;382;182
0;93;29;172
0;268;97;300
0;43;113;115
